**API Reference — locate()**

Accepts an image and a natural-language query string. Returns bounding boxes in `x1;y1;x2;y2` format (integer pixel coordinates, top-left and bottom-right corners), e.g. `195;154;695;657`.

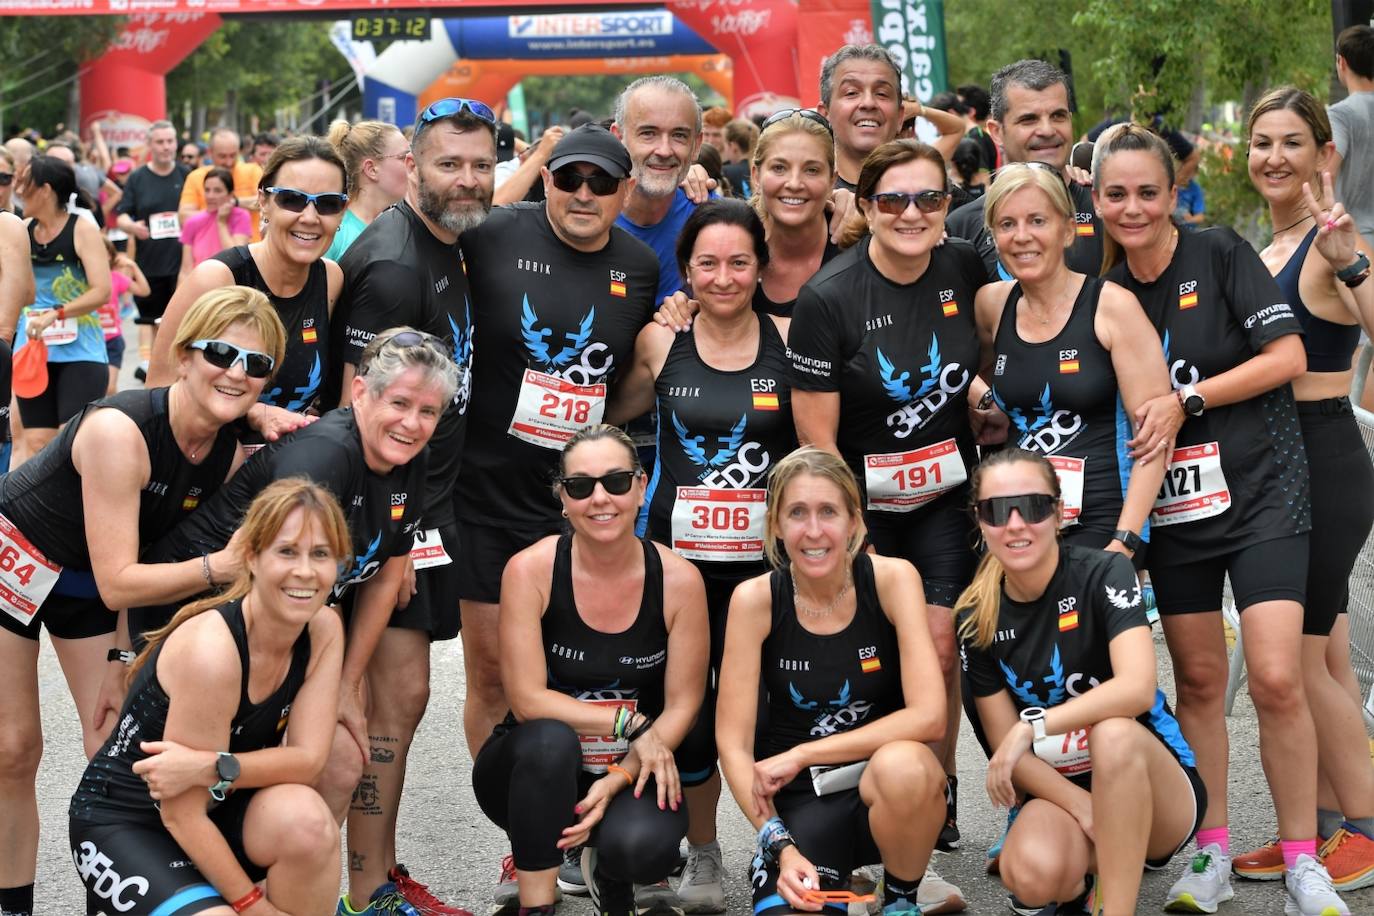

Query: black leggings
17;359;107;428
752;787;881;916
472;718;687;879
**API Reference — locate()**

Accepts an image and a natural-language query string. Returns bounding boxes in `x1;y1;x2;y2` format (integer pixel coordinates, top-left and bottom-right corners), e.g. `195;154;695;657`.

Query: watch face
1185;395;1204;415
217;753;240;782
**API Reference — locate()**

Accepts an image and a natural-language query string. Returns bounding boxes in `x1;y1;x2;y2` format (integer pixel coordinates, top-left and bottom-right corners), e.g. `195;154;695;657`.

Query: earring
561;509;569;519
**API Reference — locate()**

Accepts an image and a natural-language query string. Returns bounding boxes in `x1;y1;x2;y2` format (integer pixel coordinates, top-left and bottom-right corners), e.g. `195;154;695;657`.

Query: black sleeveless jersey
960;545;1195;769
0;387;236;571
946;178;1103;282
332;200;474;527
751;240;842;318
533;534;668;771
759;554;903;791
788;238;986;513
143;408;426;605
71;599;311;826
457;203;658;529
639;315;795;568
213;246;330;414
990;277;1130;539
1108;227;1310;565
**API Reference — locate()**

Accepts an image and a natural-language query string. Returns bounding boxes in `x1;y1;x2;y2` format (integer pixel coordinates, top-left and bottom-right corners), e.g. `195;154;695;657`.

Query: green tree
0;16;125;136
519;72;724;127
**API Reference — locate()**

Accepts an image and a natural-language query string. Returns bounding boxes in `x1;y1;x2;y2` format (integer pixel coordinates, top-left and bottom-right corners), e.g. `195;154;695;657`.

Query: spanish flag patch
610;281;626;298
181;496;199;510
390;504;405;521
1179;292;1198;310
1075;223;1096;237
752;392;779;411
861;656;882;674
942;301;959;317
302;327;318;343
1058;611;1079;632
1059;360;1080;374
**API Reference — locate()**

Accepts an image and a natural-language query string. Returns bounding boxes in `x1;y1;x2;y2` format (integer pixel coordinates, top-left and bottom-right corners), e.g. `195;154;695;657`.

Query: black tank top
70;599;312;825
640;315;795;568
213;246;330;413
0;387;237;570
1274;227;1361;373
533;534;668;770
759;554;903;790
990;277;1130;537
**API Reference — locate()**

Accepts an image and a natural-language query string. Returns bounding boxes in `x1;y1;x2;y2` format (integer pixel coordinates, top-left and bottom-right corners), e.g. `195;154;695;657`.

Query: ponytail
955;552;1005;650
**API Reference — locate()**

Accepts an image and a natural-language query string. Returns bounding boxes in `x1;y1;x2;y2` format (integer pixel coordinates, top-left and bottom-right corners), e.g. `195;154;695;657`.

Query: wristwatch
1177;383;1205;417
107;648;136;665
758;816;797;863
1112;529;1144;554
976;388;996;411
1335;251;1370;286
209;751;240;802
1019;706;1047;741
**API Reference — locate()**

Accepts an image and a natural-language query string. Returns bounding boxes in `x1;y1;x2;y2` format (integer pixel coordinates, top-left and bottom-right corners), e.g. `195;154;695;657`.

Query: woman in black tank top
717;447;950;916
147;137;346;441
974;163;1172;557
471;425;708;916
69;479;351;916
1237;88;1374;886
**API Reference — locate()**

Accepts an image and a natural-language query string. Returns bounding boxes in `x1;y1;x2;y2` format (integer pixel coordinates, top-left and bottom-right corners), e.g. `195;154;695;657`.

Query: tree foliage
0;16;125;135
520;72;724;127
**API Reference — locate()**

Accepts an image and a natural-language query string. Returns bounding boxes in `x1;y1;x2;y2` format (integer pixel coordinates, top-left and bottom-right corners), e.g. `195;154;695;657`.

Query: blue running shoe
337;882;422;916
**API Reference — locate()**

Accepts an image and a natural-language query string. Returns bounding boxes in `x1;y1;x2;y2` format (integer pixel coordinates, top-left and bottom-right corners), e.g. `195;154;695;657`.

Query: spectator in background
957;82;999;170
325;118;409;260
948;136;986;209
101;157;132;244
178;141;202;169
252;132;279;168
1174;145;1207;229
177;165;251;279
702;104;731;150
0;148;20;216
721;117;758;199
178;127;263;241
1331;25;1374;240
695;141;731;198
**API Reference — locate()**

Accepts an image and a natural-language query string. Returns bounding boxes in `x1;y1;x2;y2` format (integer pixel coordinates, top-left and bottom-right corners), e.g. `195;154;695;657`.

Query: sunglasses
265;186;349;216
0;173;12;187
867;189;950;215
551;168;621;196
975;493;1058;526
559;470;637;500
762;108;834;137
189;339;276;378
415;97;497;137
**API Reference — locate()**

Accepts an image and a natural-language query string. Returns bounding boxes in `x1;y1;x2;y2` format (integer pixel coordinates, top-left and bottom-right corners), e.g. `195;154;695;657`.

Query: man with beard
945;59;1103;280
455;124;659;908
330;97;493;916
612;76;705;303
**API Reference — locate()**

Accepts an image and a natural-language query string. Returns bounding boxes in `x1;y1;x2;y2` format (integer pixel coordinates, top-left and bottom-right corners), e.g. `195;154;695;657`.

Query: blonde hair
749;113;836;224
763;447;865;569
983;162;1074;234
129;479;352;683
172;285;288;376
955;449;1061;650
328;119;405;196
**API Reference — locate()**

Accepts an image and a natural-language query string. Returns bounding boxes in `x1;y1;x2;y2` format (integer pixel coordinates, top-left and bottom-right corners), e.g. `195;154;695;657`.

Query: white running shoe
1164;844;1235;913
915;866;967;914
676;841;725;913
1284;854;1350;916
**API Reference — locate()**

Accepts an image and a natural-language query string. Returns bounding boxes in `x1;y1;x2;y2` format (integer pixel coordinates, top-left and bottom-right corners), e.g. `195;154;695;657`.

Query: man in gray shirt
1329;25;1374;239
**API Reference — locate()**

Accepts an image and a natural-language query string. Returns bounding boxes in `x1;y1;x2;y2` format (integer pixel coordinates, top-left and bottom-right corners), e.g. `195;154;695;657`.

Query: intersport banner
867;0;947;103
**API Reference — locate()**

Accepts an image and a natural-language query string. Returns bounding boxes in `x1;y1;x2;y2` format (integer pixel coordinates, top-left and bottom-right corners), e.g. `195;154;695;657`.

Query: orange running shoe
1320;825;1374;891
1231;837;1285;881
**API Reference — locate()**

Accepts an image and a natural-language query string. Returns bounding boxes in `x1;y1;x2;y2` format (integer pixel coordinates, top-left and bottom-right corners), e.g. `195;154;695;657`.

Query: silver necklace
791;565;853;618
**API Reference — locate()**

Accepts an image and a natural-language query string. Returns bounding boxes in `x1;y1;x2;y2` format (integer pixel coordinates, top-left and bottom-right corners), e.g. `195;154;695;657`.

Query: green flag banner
870;0;948;103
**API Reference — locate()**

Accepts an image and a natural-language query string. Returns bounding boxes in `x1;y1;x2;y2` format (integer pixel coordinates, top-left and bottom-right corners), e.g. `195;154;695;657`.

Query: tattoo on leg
351;775;382;815
350;851;366;872
371;745;396;764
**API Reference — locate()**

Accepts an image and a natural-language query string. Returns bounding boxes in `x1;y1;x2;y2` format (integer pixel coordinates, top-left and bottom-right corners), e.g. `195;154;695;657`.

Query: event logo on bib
520;295;614;386
994;384;1085;454
876;335;969;438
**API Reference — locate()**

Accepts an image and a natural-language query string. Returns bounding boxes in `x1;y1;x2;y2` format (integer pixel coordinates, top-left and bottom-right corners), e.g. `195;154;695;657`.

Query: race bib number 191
508;369;606;450
864;438;967;511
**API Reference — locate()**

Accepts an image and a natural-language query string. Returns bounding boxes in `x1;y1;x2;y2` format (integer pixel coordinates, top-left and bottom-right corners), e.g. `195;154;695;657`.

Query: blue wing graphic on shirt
1007;383;1054;437
343;531;382;583
997;646;1067;708
449;306;473;412
877;348;913;404
521;295;554;366
672;412;747;470
672;412;710;467
788;681;818;710
549;307;595;368
710;415;747;467
831;680;851;707
286;354;323;412
1161;329;1171;364
915;335;941;398
449;307;472;366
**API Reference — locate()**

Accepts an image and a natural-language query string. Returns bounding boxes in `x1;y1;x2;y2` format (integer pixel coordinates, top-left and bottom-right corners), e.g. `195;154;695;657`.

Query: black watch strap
107;648;136;665
1112;529;1144;553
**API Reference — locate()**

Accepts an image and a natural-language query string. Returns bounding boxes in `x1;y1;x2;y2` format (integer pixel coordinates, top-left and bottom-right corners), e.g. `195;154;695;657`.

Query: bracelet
606;763;634;787
1344;269;1370;289
230;886;263;913
56;306;65;322
107;648;136;665
612;705;630;741
201;553;213;587
624;714;655;743
758;815;787;847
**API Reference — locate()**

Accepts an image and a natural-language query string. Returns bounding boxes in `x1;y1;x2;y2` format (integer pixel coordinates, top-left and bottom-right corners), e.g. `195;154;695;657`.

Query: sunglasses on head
189;339;276;378
975;493;1058;526
761;108;834;137
265;186;349;216
414;98;497;137
867;189;950;215
551;168;621;196
559;470;636;500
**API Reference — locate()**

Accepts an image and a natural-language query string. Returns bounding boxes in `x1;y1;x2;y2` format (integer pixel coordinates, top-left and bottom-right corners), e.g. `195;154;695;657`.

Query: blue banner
444;10;714;59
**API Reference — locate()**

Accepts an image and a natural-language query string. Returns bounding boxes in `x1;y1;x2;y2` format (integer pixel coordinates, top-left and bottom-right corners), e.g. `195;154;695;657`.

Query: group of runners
0;32;1371;916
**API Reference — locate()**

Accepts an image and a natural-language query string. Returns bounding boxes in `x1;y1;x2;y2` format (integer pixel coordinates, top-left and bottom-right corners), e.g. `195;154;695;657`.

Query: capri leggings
1299;398;1374;636
865;488;977;609
752;786;881;916
17;359;107;428
472;718;687;881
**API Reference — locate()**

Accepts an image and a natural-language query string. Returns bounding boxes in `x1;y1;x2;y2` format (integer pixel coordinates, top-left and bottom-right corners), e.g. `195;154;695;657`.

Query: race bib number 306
864;438;967;511
508;369;606;449
1151;441;1230;527
671;487;765;562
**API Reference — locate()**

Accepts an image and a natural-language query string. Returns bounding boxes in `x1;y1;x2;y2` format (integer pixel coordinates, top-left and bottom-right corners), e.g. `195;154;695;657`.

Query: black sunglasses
189;339;276;378
415;97;497;137
867;189;950;215
975;493;1058;526
551;168;621;196
559;470;636;500
761;108;834;137
265;186;349;216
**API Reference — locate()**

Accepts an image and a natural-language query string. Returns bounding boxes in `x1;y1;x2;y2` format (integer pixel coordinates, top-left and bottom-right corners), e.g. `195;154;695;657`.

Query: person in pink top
177;166;249;279
99;238;149;393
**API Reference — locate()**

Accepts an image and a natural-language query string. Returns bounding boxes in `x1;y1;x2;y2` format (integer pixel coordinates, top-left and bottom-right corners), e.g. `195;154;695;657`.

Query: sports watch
1112;529;1144;554
1177;383;1205;417
210;751;240;802
1019;706;1047;741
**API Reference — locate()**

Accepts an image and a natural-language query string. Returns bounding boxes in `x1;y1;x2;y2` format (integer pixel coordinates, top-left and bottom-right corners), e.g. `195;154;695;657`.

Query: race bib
508;369;606;449
39;316;78;347
1151;441;1230;527
577;697;637;773
0;511;61;627
1033;726;1093;776
1049;455;1085;528
670;487;766;562
410;528;452;570
148;211;181;240
863;438;967;511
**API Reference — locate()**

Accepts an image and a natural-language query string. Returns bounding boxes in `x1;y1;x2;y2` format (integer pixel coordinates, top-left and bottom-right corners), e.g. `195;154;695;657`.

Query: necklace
1272;213;1314;237
791;565;853;618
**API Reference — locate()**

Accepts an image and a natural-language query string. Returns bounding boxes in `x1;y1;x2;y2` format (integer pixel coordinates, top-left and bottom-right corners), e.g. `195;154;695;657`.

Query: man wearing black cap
456;119;659;789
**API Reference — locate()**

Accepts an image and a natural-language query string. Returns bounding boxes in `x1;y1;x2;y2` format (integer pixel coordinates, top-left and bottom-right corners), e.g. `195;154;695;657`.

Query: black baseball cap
546;125;631;179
